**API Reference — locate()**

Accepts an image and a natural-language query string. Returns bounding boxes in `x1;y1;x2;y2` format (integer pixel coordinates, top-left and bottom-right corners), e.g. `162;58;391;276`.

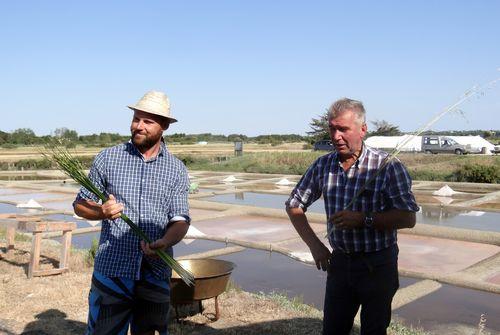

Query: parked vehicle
313;140;334;151
493;145;500;155
421;136;479;155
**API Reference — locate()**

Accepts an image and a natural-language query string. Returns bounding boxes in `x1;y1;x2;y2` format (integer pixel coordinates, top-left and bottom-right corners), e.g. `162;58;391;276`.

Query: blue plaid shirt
75;140;190;280
286;144;419;253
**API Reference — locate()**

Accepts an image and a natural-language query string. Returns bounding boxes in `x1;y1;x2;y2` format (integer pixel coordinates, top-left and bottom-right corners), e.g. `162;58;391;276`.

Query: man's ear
162;121;170;131
361;122;368;137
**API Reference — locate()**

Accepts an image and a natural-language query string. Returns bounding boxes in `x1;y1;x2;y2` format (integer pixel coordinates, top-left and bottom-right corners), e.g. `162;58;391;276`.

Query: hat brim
127;105;178;123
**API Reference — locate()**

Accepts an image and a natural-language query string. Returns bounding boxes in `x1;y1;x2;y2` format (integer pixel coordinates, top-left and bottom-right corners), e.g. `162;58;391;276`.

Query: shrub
86;238;99;266
453;164;499;183
408;169;453;182
15;158;53;170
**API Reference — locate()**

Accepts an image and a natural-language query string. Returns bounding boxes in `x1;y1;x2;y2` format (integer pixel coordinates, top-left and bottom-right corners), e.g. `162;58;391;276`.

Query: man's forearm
286;207;323;248
373;209;416;230
162;220;190;248
74;199;105;220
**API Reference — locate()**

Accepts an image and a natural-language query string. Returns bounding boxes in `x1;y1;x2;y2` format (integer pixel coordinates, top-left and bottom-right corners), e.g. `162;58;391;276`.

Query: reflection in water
417;206;498;232
420;206;461;221
394;283;500;334
205;193;499;232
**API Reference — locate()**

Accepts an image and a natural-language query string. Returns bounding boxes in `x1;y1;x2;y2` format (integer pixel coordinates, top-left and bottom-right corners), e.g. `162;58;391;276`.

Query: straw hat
127;90;178;123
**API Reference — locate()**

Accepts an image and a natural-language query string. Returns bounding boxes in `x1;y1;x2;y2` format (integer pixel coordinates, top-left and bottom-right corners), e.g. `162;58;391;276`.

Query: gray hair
328;98;366;124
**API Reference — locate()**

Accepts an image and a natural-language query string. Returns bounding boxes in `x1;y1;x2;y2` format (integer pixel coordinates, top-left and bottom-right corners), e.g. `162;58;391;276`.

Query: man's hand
140;238;168;259
330;210;364;229
101;194;124;220
140;220;189;258
310;242;332;271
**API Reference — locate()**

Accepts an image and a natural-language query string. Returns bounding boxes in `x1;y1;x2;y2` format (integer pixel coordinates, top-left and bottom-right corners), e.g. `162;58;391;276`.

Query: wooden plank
28;232;42;279
0;219;19;229
0;213;17;219
6;227;15;250
59;231;72;269
32;268;68;277
16;216;43;222
24;221;77;232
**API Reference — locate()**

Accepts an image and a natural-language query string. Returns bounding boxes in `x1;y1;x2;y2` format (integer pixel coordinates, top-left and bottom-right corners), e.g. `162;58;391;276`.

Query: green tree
0;130;9;145
54;127;79;141
369;120;401;136
10;128;37;144
307;109;330;143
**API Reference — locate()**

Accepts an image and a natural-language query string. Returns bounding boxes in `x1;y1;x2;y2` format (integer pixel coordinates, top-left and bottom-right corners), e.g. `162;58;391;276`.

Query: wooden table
0;215;77;278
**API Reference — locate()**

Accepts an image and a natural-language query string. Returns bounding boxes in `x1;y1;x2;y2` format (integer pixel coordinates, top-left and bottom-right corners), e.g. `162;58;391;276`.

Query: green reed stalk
43;143;194;286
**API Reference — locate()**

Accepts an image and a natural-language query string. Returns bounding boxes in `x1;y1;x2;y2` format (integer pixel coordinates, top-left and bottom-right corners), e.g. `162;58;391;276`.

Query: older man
74;91;190;335
286;98;419;335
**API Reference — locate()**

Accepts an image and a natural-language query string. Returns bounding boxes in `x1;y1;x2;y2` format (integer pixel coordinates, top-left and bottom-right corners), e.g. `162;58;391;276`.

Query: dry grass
0;239;428;335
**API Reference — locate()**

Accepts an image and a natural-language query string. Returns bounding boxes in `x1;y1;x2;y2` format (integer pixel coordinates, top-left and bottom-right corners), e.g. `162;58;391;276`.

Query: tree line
0;128;308;147
1;123;498;148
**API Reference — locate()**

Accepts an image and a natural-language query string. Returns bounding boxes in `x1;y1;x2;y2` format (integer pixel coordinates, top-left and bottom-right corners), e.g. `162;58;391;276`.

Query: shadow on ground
170;317;340;335
0;248;60;277
20;309;86;335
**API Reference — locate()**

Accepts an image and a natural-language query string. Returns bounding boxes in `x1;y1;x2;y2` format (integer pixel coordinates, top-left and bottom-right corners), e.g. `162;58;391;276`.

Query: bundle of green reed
43;143;194;286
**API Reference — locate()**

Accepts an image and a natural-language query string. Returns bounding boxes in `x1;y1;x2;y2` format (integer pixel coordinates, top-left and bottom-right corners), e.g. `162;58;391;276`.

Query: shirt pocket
360;187;379;212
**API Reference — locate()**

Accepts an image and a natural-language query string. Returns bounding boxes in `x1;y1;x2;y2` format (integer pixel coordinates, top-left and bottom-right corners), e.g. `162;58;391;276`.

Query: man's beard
131;131;162;151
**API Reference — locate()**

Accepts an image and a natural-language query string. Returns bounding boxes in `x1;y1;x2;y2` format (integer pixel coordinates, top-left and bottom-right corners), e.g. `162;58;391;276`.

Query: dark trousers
323;244;399;335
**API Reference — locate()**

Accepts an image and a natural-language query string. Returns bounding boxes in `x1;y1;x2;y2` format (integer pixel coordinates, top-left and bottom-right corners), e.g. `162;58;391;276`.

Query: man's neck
338;147;362;170
137;141;162;160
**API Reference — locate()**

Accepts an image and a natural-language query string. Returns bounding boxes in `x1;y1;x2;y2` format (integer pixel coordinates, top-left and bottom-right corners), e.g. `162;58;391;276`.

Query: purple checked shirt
286;144;419;253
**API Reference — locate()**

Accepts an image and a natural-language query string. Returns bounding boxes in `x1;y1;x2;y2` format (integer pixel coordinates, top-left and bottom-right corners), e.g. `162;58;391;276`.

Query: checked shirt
286;144;419;253
75;140;190;280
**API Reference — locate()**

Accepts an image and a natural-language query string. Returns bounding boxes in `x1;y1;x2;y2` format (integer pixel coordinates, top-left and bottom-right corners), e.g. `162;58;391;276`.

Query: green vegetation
86;237;99;266
453;164;500;183
0;227;31;242
2;150;498;184
177;152;499;183
255;291;320;315
0;156;94;171
370;119;402;136
226;279;243;293
0;128;308;147
399;153;500;183
178;152;324;175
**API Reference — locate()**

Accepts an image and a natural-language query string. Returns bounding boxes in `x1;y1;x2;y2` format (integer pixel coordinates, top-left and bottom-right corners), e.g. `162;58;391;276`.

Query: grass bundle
43;143;194;286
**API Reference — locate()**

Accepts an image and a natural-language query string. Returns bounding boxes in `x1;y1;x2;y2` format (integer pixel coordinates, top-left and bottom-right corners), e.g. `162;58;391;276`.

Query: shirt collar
355;141;368;168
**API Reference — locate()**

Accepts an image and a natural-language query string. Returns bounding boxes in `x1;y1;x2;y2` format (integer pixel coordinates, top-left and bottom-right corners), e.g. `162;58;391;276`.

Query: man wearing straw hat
74;91;190;335
286;98;419;335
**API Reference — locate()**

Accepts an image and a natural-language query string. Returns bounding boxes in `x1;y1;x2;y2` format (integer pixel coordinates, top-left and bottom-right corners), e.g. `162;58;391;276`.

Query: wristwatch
364;212;374;228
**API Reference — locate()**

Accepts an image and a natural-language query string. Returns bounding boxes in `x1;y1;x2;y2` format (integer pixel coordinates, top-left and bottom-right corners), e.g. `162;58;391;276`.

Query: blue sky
1;1;499;136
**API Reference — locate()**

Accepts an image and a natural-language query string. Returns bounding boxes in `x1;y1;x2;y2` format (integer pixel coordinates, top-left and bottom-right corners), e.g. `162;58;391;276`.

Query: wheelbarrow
170;259;236;321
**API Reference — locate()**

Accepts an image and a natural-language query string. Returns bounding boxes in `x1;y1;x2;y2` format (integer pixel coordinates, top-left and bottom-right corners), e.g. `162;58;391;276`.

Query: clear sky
1;1;499;136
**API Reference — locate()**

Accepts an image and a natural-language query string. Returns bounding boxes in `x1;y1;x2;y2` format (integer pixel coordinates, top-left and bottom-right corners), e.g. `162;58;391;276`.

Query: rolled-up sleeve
384;159;420;212
167;163;191;224
285;159;322;212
